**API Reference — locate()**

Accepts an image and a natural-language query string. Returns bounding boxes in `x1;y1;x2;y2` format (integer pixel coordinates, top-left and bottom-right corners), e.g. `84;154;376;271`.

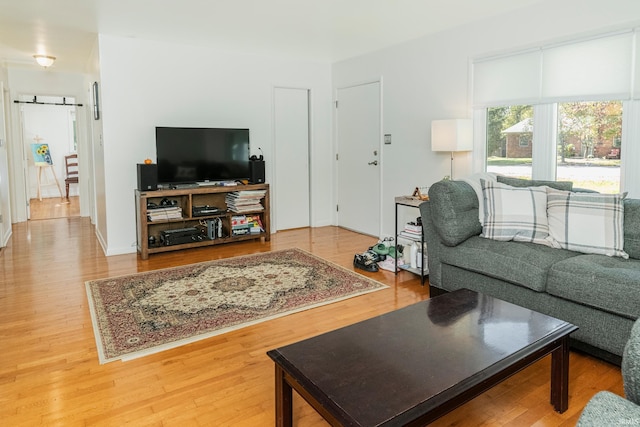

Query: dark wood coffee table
267;289;578;426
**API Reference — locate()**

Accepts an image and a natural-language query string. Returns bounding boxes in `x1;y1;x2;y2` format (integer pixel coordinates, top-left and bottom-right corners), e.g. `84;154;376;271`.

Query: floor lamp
431;119;473;180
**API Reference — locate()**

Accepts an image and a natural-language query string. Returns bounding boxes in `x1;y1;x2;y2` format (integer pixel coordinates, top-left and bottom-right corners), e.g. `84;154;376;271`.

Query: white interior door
274;87;310;230
336;82;381;237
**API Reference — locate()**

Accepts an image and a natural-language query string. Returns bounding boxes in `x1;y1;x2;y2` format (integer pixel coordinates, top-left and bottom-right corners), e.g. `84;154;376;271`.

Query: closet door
273;87;310;230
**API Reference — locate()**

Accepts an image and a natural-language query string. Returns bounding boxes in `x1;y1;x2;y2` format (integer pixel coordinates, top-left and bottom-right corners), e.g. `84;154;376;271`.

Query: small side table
394;196;428;284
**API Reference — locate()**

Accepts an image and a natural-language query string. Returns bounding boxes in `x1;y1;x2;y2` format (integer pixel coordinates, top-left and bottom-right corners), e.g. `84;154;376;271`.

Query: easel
32;135;63;201
35;165;63;201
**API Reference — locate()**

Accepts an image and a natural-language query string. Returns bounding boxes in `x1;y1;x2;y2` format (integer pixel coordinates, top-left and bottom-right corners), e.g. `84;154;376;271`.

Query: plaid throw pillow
480;180;552;246
546;188;628;258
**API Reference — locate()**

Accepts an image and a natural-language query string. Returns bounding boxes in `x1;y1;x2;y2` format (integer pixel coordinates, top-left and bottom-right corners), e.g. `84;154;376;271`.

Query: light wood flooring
0;218;623;426
29;196;80;220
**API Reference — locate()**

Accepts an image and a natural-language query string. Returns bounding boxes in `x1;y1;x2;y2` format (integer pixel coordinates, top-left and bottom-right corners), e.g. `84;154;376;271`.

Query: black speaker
249;160;265;184
137;164;158;191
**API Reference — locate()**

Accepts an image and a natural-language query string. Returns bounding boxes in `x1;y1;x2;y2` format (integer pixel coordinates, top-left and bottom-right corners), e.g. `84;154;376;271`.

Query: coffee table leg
275;364;293;427
550;336;570;413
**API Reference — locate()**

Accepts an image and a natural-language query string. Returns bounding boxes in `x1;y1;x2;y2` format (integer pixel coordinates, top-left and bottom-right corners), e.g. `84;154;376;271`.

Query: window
472;29;640;198
556;101;622;193
486;105;533;179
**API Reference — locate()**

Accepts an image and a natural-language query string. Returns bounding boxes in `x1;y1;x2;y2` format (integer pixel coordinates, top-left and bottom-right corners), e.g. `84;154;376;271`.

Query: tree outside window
486;101;621;193
557;101;621;193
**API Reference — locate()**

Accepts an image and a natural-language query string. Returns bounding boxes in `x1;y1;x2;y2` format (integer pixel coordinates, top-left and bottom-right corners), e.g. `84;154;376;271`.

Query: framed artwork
31;143;53;166
92;81;100;120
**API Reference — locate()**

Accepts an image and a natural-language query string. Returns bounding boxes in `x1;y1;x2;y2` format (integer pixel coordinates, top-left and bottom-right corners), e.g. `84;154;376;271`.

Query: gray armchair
577;318;640;425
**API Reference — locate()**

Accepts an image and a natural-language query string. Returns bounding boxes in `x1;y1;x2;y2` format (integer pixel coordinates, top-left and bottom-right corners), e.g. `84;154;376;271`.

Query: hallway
28;196;79;220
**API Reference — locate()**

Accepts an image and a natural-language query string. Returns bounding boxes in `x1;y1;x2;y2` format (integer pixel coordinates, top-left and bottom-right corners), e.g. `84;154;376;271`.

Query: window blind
541;33;633;101
473;50;540;107
473;30;636;107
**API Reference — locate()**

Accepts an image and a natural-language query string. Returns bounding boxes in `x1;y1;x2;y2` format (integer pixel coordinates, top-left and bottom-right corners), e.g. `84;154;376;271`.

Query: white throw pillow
546;187;628;258
461;172;498;224
480;179;552;247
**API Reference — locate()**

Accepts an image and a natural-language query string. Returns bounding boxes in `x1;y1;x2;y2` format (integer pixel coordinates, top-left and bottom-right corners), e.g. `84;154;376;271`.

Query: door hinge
336;205;339;212
334;100;338;108
0;214;3;223
336;153;339;161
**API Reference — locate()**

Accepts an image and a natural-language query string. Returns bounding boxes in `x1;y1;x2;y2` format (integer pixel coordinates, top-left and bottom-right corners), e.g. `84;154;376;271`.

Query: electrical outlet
384;134;392;145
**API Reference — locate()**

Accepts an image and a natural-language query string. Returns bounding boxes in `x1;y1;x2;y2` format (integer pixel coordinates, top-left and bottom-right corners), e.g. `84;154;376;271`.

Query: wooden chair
64;154;79;199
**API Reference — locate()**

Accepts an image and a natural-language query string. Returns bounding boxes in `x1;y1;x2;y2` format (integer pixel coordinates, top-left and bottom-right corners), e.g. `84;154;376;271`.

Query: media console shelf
135;183;270;259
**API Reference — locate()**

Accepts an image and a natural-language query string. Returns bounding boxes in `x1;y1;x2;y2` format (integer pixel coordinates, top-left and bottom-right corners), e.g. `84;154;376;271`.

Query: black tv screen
155;127;250;184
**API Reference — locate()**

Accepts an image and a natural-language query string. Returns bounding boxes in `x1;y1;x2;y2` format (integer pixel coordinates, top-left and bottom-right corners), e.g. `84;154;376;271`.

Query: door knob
368;160;378;166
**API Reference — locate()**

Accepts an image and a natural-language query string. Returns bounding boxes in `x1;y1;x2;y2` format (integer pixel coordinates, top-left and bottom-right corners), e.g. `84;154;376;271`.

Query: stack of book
398;221;422;241
225;190;266;213
147;206;182;222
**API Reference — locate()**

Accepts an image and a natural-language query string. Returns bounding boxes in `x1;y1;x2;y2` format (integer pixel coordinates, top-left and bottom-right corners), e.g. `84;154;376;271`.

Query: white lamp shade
431;119;473;152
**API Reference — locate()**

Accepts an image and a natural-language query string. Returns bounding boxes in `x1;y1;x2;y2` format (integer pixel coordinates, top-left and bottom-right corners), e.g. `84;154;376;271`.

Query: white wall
0;73;11;246
332;0;640;238
86;37;104;250
97;35;332;255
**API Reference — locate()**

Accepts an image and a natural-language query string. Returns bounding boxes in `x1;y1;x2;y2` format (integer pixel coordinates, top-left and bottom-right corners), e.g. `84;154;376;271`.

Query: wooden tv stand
135;183;270;259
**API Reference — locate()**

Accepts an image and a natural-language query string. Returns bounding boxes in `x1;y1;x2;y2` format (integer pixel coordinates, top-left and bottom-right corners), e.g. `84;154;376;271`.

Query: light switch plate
384;134;392;144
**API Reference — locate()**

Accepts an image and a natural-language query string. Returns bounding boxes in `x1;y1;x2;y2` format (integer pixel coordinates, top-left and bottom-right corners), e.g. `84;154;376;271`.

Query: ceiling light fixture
33;54;56;68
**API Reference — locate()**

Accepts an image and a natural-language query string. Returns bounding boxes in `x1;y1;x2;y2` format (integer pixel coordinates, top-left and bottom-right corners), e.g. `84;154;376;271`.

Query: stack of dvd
231;215;250;236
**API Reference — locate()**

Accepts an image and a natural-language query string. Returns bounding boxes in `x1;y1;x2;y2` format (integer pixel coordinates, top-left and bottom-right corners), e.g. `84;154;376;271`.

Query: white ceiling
0;0;550;72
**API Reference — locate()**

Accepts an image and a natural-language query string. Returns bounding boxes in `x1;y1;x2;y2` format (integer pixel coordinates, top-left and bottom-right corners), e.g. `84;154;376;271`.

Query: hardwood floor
29;196;80;220
0;218;623;426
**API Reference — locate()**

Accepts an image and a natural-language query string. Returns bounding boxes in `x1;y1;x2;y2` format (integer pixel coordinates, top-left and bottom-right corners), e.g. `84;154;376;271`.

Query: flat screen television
155;127;250;185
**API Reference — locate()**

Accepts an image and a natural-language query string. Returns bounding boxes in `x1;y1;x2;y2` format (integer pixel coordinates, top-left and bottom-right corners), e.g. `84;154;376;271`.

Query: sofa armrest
427;180;482;247
577;391;640;426
419;200;443;288
623;318;640;405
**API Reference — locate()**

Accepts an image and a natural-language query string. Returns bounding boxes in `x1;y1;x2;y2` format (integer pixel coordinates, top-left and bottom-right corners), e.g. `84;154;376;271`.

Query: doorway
336;81;382;237
19;96;80;220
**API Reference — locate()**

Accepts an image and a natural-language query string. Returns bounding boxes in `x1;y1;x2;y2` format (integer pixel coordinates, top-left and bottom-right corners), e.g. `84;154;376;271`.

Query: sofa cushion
480;179;552;247
497;175;573;191
546;188;629;259
428;180;482;247
547;255;640;319
624;199;640;260
440;236;579;292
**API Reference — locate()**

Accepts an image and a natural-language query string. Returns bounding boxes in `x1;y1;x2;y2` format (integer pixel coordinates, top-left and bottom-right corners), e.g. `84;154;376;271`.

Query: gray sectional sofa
420;178;640;364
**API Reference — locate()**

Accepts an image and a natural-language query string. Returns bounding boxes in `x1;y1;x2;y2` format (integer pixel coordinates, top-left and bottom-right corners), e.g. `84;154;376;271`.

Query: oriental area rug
86;248;387;364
